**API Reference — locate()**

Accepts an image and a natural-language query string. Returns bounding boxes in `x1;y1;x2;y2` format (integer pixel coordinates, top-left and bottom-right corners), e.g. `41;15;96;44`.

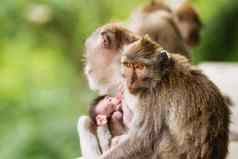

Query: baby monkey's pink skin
95;96;123;126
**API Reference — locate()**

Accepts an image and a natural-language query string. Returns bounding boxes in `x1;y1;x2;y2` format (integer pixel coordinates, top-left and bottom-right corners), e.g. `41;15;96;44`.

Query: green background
0;0;237;158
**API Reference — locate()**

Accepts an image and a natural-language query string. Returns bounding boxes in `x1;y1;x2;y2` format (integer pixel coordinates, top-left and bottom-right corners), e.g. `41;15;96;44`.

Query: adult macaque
96;36;229;159
128;0;202;56
79;23;138;158
79;35;230;159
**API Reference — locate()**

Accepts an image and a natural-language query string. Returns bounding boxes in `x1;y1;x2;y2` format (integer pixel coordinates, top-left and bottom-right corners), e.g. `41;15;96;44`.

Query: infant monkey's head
89;95;122;126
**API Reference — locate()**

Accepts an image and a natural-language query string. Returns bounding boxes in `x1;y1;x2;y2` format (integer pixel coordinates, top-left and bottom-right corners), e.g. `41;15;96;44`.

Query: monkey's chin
128;87;145;95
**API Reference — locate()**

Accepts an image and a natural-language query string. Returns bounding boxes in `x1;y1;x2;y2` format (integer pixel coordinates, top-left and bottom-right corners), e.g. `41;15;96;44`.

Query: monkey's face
174;4;202;47
176;16;201;47
121;36;171;95
84;25;123;94
95;96;121;117
121;59;152;94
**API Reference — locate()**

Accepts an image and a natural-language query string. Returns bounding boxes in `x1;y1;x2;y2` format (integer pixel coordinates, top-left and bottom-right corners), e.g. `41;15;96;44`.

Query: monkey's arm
99;132;151;159
97;125;112;152
77;116;102;159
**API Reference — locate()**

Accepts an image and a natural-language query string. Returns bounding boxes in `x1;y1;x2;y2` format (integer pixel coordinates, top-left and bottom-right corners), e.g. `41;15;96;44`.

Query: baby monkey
89;94;126;153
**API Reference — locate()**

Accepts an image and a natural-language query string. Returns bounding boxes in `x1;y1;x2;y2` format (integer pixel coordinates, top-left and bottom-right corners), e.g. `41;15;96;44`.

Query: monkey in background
173;1;202;48
127;0;202;56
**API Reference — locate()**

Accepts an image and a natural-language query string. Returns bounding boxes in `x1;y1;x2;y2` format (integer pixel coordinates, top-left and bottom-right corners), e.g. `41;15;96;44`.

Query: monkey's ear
156;49;172;78
141;34;160;51
159;50;170;63
100;31;113;49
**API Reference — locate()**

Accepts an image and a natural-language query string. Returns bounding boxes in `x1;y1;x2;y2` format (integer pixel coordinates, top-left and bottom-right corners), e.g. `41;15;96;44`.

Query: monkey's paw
77;116;92;131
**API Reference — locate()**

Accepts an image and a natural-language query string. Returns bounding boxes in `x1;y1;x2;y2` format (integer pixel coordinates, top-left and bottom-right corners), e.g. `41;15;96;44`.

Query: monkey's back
156;56;230;159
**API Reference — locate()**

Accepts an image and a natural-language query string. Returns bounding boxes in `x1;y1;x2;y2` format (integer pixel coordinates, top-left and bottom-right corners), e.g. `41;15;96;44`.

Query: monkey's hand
96;115;108;126
110;111;126;136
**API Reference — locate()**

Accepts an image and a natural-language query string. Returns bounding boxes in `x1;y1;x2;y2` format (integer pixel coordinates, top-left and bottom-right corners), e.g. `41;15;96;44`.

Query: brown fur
101;23;140;49
98;37;230;159
174;2;202;47
128;0;202;57
142;0;172;13
128;1;190;58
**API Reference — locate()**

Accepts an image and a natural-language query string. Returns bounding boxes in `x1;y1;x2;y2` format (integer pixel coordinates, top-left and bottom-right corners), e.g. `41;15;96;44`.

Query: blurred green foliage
0;0;237;159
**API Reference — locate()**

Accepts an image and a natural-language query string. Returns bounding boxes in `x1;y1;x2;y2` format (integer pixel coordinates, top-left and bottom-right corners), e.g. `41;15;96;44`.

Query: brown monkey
128;0;190;58
128;0;202;55
174;2;202;47
96;35;230;159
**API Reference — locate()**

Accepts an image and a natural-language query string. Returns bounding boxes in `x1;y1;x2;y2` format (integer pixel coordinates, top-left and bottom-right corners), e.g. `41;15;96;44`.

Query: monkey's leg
77;116;101;159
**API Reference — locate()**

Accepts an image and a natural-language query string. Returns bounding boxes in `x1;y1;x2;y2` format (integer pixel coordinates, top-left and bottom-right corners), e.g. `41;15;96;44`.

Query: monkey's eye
100;31;111;48
123;62;132;68
134;63;145;70
105;96;112;102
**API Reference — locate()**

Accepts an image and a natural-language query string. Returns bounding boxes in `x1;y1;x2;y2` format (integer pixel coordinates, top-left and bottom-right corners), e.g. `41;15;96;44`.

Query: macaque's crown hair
141;34;161;51
143;0;172;13
123;34;162;59
101;22;139;48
